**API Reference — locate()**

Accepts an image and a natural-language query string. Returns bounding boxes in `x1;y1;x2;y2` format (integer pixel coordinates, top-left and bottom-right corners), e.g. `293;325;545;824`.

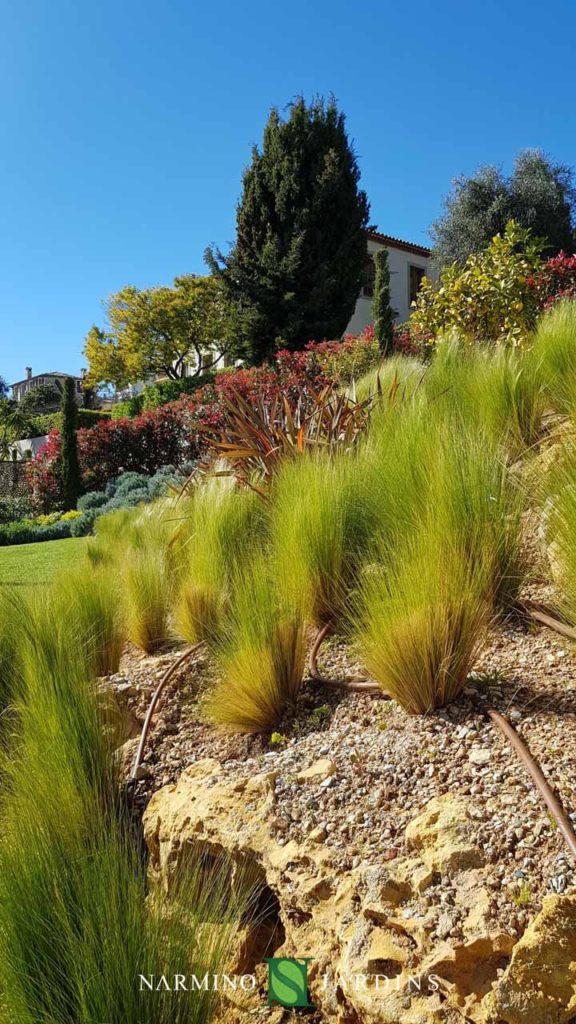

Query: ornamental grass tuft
206;557;306;733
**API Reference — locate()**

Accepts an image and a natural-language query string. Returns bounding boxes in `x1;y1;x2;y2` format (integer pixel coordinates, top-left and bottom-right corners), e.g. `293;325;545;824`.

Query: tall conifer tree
60;377;82;510
372;249;395;355
208;97;370;364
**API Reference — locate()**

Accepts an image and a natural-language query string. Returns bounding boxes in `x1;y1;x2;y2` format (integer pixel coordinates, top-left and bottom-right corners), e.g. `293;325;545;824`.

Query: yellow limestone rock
144;759;562;1024
486;894;576;1024
296;757;336;784
405;794;485;873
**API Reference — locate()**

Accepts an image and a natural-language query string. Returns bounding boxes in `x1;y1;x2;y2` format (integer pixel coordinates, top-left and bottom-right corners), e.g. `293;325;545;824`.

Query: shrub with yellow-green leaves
411;221;543;347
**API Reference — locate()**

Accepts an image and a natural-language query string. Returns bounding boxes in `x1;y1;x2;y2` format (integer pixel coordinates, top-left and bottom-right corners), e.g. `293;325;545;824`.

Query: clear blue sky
1;0;575;385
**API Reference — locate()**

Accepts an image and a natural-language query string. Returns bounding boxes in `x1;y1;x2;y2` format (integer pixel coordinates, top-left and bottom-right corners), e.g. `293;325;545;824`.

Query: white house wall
346;239;435;336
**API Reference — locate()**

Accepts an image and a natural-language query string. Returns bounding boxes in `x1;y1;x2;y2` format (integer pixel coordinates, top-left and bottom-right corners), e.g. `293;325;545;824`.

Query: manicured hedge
1;467;186;545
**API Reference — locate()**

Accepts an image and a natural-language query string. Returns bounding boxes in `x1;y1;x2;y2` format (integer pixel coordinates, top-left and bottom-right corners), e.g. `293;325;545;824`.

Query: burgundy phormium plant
191;383;376;496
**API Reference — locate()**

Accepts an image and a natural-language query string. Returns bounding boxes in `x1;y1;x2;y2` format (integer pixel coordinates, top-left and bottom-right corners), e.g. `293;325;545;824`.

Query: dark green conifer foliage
60;377;82;510
372;248;395;355
208;97;370;364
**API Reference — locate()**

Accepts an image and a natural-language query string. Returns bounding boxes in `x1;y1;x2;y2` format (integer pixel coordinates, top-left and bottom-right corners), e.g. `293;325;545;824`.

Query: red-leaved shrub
28;333;381;509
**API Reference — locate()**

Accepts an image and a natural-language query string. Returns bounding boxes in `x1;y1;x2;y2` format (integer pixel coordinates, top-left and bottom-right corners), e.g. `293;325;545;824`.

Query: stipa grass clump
424;335;543;456
0;577;251;1024
427;427;526;615
175;480;264;646
531;300;576;418
543;440;576;625
125;547;175;654
0;589;27;717
206;557;306;733
96;502;184;654
272;453;375;630
355;534;490;713
49;566;125;676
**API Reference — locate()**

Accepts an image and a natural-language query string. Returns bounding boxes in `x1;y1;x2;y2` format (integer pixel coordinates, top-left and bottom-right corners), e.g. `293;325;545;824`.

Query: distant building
346;230;435;336
10;367;87;406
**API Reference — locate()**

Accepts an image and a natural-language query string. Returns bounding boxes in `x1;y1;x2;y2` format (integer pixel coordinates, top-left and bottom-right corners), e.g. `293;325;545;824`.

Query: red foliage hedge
527;252;576;308
28;331;380;508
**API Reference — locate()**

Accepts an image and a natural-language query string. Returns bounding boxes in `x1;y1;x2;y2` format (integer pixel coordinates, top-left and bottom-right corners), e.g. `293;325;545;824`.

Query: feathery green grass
531;300;576;418
271;453;374;629
424;336;543;455
206;557;306;733
543;440;576;624
175;480;264;645
0;581;250;1024
354;532;490;713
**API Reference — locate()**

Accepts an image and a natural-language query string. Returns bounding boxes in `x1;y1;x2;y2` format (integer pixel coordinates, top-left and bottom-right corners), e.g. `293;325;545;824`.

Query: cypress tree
60;377;82;510
372;249;395;355
208;96;370;364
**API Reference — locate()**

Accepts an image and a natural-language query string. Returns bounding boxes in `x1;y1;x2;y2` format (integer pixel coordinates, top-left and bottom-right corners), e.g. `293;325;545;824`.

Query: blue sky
1;0;575;385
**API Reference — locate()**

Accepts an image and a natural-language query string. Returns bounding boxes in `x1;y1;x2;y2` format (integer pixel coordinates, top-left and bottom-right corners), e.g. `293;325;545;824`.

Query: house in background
346;230;435;336
10;367;87;406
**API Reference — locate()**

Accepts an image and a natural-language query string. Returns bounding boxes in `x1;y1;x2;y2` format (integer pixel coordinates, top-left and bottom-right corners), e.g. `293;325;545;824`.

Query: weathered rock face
405;794;486;873
143;760;576;1024
486;894;576;1024
96;679;141;749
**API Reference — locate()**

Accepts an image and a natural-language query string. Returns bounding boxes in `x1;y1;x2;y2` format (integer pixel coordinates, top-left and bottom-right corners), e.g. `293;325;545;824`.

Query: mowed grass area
0;537;87;587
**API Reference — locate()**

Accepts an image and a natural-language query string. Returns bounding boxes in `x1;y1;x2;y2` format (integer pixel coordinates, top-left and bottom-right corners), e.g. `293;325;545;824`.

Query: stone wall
0;461;30;497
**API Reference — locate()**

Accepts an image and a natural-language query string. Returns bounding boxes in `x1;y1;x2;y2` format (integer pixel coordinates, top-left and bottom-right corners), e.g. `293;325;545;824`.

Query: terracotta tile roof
367;229;431;258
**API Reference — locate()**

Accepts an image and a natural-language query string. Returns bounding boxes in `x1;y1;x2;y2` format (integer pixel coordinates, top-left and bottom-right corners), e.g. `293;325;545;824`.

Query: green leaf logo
265;957;313;1007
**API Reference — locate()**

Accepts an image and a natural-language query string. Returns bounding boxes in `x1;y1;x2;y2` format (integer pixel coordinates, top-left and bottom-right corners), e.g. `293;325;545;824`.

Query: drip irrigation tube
308;624;383;694
521;600;576;643
488;709;576;865
130;642;204;781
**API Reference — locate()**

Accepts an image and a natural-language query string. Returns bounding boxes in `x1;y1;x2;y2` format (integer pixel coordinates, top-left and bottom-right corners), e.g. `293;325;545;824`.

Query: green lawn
0;537;88;587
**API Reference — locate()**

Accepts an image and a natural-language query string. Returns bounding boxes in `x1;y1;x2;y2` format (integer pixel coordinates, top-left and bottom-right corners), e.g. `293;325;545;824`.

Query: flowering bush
29;333;381;510
0;508;81;546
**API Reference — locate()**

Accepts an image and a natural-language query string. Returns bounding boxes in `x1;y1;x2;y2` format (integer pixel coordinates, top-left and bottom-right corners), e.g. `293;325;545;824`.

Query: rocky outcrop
143;760;576;1023
486;894;576;1024
405;794;486;873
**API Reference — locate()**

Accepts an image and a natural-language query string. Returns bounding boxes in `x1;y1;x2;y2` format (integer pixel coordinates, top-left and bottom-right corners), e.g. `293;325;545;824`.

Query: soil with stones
114;600;576;952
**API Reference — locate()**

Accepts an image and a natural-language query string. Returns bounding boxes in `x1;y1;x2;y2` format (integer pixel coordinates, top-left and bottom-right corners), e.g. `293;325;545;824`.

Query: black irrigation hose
308;624;384;694
130;642;204;781
488;709;576;865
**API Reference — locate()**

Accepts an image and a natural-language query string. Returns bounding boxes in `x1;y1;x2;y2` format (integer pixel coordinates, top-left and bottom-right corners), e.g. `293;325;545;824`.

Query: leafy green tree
0;398;38;452
432;150;575;267
0;377;8;400
19;382;61;413
207;96;370;364
372;249;395;354
84;274;230;388
60;377;82;510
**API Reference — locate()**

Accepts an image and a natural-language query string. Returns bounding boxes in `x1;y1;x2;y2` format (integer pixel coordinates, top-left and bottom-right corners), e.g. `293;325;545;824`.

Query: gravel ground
113;594;576;944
